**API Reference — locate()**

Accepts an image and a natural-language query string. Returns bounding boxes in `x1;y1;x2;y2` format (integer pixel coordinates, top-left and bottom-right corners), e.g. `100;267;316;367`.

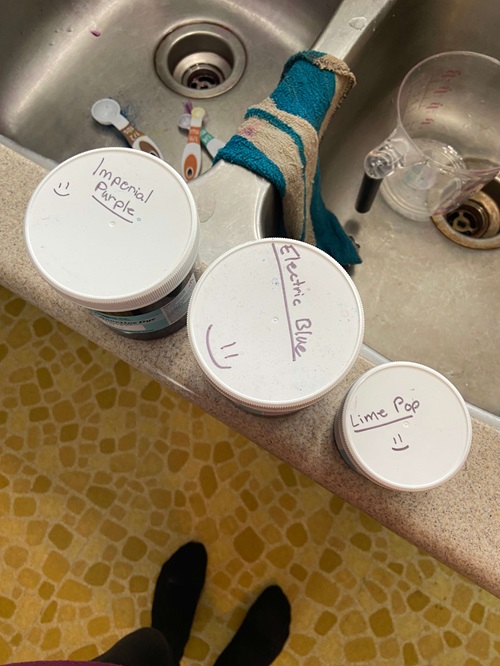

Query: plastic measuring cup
356;51;500;220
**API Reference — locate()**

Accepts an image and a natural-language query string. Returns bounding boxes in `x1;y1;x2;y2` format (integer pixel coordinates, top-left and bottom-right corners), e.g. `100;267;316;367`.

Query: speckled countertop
2;143;500;598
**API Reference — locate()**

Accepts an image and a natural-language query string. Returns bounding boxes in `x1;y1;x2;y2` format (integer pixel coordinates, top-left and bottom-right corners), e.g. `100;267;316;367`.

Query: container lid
187;239;364;412
339;362;472;490
25;148;199;312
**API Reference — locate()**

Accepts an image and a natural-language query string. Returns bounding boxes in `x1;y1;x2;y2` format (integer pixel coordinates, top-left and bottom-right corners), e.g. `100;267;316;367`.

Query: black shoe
214;585;291;666
151;541;207;662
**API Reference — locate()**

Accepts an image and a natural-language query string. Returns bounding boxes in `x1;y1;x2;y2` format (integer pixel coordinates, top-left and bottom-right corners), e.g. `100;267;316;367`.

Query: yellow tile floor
0;284;499;665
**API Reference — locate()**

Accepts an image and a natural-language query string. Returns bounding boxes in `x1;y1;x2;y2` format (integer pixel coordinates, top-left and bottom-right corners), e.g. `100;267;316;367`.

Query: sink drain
432;180;500;249
155;23;247;98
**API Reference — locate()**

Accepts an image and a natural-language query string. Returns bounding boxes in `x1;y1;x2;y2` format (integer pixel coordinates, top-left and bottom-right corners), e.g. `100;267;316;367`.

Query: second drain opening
432;178;500;249
155;23;247;98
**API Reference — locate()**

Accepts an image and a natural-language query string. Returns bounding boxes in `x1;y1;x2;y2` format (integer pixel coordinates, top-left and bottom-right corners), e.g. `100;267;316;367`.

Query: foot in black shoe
214;585;291;666
151;541;207;662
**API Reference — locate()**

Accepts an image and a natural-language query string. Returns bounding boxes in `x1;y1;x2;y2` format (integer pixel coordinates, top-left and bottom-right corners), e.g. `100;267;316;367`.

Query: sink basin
0;0;339;169
316;0;500;417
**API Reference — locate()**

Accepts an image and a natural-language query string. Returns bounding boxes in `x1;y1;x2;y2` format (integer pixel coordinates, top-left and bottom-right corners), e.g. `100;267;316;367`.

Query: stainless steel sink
315;0;500;417
1;0;499;420
0;0;339;168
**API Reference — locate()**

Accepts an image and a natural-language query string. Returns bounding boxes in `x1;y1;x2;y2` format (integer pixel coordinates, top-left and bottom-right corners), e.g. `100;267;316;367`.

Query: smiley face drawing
53;181;70;197
205;324;240;370
392;433;409;452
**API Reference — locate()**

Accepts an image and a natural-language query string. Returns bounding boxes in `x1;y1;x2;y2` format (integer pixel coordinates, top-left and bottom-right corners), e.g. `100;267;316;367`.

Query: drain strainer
432;183;500;249
155;23;246;98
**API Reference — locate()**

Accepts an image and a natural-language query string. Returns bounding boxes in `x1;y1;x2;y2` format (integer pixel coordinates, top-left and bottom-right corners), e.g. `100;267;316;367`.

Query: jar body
91;271;196;340
24;148;200;341
187;238;364;414
332;362;472;491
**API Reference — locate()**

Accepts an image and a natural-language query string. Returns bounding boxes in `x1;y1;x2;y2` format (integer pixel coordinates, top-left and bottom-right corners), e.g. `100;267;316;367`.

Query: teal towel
214;50;361;265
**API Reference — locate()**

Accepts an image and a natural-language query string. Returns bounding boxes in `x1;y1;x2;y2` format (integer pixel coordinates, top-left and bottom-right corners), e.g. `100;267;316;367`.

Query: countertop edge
2;143;500;599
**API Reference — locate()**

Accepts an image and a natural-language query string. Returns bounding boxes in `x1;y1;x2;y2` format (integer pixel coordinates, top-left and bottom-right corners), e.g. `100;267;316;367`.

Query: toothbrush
181;107;205;181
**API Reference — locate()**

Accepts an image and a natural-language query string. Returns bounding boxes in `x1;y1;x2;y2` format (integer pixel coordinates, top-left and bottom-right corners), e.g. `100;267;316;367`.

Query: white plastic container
334;362;472;491
25;148;199;339
187;238;364;415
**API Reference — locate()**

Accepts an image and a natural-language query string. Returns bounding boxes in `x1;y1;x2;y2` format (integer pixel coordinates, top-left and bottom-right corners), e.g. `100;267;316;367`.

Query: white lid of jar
338;362;472;490
187;239;364;413
25;148;199;312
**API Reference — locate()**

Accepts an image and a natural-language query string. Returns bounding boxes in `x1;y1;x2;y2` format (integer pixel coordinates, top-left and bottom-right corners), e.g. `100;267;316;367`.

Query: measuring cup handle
355;174;383;213
355;132;412;213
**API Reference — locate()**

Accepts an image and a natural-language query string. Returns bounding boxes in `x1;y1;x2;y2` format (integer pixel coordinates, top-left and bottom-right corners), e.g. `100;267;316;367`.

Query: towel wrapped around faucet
214;50;361;265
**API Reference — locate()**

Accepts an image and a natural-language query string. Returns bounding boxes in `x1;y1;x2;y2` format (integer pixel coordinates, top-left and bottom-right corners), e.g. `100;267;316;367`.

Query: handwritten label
272;243;312;361
349;394;421;452
293;318;312;358
90;156;154;223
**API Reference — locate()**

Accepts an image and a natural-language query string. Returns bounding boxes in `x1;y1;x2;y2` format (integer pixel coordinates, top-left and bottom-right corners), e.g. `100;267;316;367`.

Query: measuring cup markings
432;85;452;94
411;68;464;120
419;69;470;126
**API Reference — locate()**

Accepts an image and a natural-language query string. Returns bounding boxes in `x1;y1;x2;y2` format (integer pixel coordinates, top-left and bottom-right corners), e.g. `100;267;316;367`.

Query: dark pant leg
92;627;178;666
